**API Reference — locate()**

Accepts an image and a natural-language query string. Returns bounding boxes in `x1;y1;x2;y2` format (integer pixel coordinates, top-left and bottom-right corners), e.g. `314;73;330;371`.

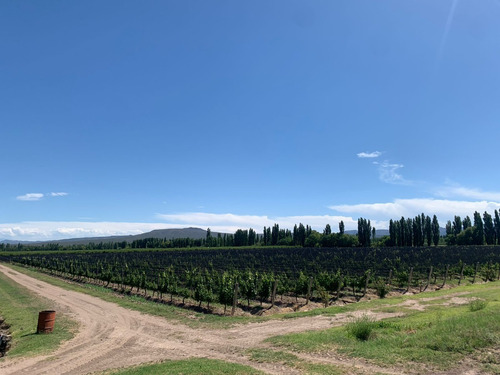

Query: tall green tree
248;228;256;246
494;210;500;244
424;215;432;246
462;216;472;231
453;216;462;236
473;211;484;245
483;211;495;245
432;215;440;246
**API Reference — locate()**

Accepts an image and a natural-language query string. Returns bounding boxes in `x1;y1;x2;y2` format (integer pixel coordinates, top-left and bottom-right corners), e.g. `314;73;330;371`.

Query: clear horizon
2;1;500;241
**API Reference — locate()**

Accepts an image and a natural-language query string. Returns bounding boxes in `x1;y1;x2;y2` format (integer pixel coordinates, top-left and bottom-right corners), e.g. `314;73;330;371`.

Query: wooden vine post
458;263;465;285
441;264;449;288
472;262;479;284
405;267;413;294
336;275;343;300
271;280;278;307
363;271;370;296
231;282;239;316
306;277;313;305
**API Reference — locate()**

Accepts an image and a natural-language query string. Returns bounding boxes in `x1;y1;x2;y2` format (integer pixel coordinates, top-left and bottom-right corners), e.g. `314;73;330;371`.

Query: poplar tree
432;215;440;246
483;211;495;245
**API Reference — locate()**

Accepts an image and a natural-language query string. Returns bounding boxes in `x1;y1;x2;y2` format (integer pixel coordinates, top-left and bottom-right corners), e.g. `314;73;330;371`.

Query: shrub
375;279;390;299
347;315;375;341
469;299;488;312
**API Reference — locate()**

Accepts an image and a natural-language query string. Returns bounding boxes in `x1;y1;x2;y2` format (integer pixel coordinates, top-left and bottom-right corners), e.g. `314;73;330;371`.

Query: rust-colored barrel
37;310;56;333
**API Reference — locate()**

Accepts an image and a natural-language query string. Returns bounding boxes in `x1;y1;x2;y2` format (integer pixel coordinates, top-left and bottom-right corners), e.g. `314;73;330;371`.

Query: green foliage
106;358;264;375
346;315;375;341
469;299;488;312
374;278;390;299
0;270;75;358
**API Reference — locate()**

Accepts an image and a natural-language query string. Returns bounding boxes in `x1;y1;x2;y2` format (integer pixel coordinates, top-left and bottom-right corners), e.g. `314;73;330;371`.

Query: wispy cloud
436;0;459;70
373;161;412;185
16;192;68;201
16;193;44;201
357;151;382;158
50;192;68;197
435;183;500;202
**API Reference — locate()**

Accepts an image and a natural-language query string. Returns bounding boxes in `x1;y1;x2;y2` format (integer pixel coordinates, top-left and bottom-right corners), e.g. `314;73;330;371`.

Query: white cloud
0;221;175;241
330;198;500;224
16;193;44;201
373;161;412;185
50;192;68;197
357;151;382;158
435;184;500;202
156;212;387;233
16;192;68;201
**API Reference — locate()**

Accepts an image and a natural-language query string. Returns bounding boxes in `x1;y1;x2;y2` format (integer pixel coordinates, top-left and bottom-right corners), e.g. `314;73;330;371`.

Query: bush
375;279;390;299
347;315;375;341
469;299;488;312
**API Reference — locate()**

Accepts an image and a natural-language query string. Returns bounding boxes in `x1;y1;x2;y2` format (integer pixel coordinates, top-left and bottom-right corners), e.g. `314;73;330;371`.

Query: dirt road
0;264;400;375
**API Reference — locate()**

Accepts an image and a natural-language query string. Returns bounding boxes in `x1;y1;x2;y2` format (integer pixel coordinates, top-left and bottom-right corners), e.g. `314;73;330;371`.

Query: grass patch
246;348;343;374
247;348;298;365
0;269;76;358
346;315;375;341
268;281;500;371
101;358;264;374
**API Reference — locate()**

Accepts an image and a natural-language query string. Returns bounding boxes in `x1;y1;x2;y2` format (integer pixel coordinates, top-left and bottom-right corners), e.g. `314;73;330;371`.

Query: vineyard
2;246;500;315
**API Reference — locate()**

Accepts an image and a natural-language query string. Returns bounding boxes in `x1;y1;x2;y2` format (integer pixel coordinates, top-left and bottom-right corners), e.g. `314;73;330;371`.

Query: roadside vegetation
267;281;500;373
0;269;76;358
99;358;264;375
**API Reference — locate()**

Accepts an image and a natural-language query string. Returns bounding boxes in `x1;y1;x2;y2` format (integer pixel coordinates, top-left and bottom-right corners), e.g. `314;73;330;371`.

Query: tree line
2;210;500;252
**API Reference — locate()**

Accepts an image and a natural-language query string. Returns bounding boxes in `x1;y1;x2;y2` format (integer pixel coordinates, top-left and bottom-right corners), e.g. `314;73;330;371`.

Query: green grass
99;358;264;375
268;281;500;371
246;348;343;375
0;269;76;358
4;264;266;329
247;348;299;365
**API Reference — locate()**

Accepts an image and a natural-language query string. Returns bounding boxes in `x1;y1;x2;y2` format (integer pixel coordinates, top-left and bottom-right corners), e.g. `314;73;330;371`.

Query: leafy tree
339;220;345;235
424;215;432;246
432;215;440;246
234;229;248;246
494;210;500;245
473;211;484;245
305;231;321;247
453;216;462;236
483;211;495;245
323;224;332;236
462;216;472;231
248;228;256;246
357;218;371;247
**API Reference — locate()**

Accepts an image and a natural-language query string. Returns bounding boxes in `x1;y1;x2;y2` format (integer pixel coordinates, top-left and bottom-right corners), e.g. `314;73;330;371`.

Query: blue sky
2;0;500;241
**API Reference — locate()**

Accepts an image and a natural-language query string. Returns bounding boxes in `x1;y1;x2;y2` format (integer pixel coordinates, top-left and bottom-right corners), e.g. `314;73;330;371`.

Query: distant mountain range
0;227;221;246
0;227;448;246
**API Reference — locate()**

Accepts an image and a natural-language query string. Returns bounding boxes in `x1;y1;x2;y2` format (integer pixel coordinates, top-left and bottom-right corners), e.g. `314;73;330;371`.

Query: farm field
0;259;499;375
2;246;500;316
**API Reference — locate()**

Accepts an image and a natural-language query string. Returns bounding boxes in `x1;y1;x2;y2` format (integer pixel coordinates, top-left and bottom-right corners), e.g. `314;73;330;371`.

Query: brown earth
0;264;493;375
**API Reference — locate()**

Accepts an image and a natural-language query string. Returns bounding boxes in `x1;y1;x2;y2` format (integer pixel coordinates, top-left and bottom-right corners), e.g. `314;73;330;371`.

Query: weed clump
469;299;488;312
346;315;375;341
